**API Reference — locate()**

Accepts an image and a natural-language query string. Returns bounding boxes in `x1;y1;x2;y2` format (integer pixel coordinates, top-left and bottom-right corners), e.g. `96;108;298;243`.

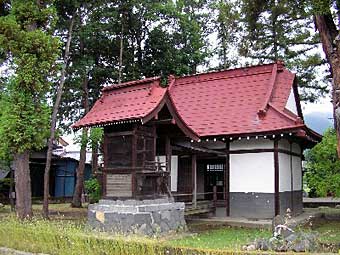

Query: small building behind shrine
73;61;320;219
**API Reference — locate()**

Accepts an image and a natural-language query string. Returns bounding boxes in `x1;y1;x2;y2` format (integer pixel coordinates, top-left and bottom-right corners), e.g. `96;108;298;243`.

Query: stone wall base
88;198;186;236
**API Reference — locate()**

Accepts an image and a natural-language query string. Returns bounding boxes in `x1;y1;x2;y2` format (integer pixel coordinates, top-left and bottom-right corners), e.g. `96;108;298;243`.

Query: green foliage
84;178;101;203
0;0;60;157
305;128;340;197
311;0;332;14
56;0;211;130
238;0;329;102
210;0;240;69
89;128;103;150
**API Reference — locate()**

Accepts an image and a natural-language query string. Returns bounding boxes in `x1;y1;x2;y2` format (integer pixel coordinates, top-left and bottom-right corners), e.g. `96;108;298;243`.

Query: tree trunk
314;14;340;157
71;74;90;208
91;142;98;175
118;11;125;83
9;163;15;212
71;127;88;207
42;12;76;219
14;151;32;219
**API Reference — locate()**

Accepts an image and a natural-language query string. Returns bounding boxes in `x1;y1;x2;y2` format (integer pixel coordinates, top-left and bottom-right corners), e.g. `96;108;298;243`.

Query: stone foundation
88;198;186;236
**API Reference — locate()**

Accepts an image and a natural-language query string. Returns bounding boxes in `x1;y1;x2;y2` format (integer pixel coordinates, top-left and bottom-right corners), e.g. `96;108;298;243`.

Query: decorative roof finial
276;59;285;71
168;74;176;90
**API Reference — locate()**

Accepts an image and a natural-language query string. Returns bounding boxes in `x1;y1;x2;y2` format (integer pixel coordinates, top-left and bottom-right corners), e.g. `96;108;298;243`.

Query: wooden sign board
106;173;132;197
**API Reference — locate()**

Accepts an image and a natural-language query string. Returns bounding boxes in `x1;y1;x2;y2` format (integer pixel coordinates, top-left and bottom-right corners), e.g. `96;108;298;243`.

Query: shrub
305;128;340;197
84;178;101;203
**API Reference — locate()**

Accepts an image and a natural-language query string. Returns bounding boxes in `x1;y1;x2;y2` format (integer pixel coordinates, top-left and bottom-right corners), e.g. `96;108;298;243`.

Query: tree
143;0;211;77
43;8;76;218
53;0;211;207
312;1;340;158
210;0;240;69
0;0;59;219
238;0;328;102
89;128;103;175
305;128;340;197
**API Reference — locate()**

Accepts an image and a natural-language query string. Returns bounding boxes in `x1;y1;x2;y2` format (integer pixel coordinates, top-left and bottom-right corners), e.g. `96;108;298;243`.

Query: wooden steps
184;200;215;216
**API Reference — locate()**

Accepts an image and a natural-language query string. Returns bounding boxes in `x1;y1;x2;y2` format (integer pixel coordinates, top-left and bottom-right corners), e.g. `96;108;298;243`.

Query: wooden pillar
191;154;197;208
165;136;171;172
289;141;294;213
274;139;280;216
131;127;137;198
165;136;172;193
213;185;217;207
225;141;230;216
103;132;108;197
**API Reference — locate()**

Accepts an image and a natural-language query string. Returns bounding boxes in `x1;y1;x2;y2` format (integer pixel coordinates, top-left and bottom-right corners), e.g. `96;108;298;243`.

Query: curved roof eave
141;91;200;141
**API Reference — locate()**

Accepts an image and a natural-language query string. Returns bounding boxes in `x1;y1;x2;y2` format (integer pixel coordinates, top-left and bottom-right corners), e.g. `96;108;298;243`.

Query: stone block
87;199;186;236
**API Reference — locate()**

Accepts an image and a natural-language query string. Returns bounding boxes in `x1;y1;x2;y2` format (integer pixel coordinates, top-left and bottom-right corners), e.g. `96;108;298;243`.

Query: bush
84;178;101;203
305;128;340;197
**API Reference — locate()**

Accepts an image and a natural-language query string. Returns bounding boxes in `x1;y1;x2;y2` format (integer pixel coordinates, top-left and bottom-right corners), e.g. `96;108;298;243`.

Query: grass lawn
0;204;340;254
312;220;340;244
167;226;271;250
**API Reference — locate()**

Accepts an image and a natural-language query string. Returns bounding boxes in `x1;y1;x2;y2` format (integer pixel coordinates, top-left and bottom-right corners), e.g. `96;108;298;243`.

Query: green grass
312;221;340;244
0;204;340;254
167;226;271;250
0;216;262;255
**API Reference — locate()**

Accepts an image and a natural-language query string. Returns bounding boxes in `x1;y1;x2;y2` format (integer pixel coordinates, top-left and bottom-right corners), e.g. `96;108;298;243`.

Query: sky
302;95;333;114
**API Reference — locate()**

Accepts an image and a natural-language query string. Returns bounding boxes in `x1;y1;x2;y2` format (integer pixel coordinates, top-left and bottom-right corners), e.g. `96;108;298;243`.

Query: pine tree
238;0;328;102
210;0;240;69
0;0;59;219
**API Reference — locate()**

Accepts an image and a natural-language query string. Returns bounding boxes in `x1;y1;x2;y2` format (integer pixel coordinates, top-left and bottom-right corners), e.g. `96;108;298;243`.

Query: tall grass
0;216;257;255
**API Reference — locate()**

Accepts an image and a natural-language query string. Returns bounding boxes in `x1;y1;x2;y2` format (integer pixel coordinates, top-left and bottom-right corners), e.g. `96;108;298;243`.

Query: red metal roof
72;62;318;140
72;77;166;129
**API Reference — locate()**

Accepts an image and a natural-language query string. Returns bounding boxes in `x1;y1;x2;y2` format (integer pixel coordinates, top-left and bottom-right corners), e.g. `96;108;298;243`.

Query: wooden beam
173;142;226;156
274;140;280;216
149;119;174;125
191;154;197;208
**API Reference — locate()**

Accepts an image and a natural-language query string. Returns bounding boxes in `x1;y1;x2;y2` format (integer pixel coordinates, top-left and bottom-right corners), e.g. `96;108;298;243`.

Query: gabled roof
73;77;166;129
72;61;320;142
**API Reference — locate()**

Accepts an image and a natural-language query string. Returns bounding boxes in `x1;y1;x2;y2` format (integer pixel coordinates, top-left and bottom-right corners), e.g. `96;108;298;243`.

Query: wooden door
204;161;225;200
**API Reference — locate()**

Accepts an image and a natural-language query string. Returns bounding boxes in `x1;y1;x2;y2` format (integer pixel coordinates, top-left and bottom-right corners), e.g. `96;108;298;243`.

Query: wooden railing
171;186;227;215
143;160;167;172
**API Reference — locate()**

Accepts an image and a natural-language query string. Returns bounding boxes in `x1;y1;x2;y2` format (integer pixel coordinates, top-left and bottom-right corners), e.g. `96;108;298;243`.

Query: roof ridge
268;102;303;124
257;64;278;117
102;76;160;92
174;68;273;86
174;61;278;81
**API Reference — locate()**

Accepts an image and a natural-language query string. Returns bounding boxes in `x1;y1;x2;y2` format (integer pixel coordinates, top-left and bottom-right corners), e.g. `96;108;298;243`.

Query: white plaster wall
156;155;178;192
230;138;274;150
230;152;274;193
278;139;290;150
279;153;291;192
293;155;302;190
285;89;298;115
292;143;301;154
